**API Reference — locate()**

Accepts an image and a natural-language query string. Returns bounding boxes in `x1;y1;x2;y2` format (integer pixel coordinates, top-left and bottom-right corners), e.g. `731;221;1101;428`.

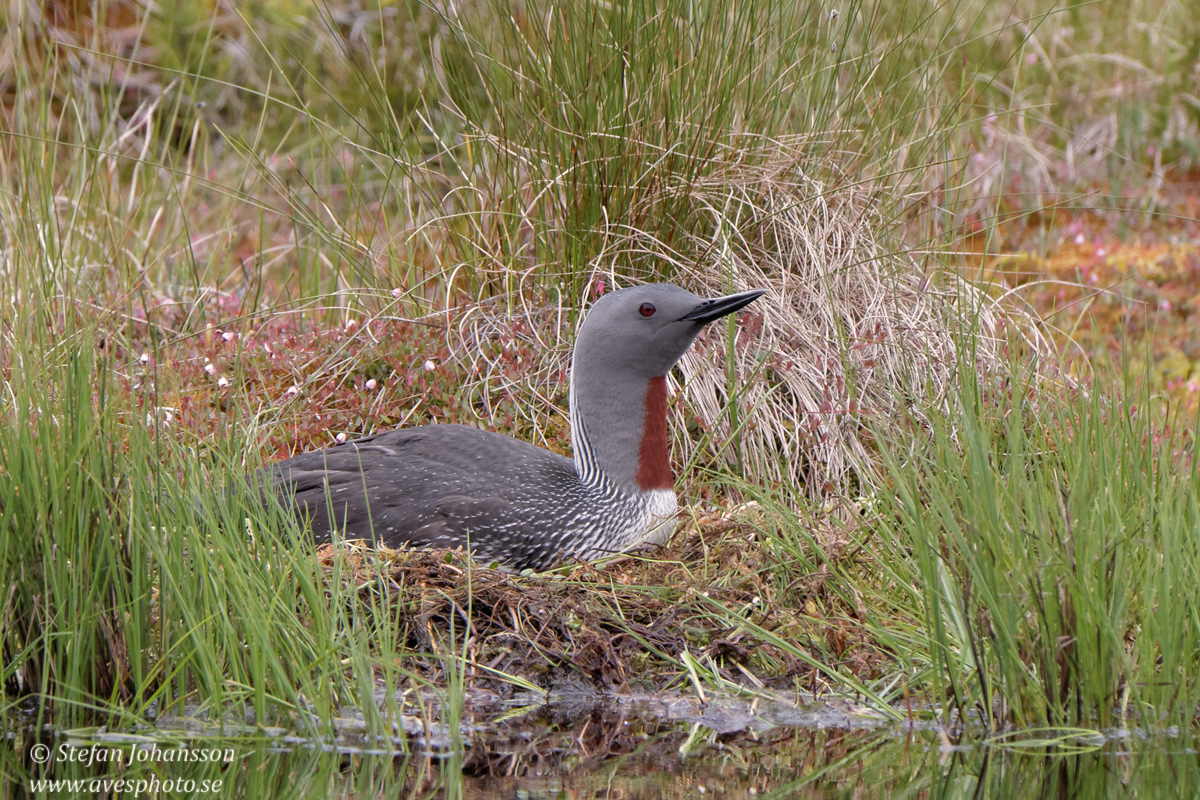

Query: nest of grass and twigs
315;508;885;696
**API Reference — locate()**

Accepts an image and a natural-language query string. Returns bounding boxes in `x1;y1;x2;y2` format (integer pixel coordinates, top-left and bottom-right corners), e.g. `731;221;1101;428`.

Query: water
5;692;1199;798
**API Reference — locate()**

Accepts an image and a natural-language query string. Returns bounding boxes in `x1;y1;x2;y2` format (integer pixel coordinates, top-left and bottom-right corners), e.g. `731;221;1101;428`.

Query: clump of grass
0;3;442;734
429;0;825;298
0;312;411;732
666;165;1056;499
426;159;1057;502
862;350;1200;730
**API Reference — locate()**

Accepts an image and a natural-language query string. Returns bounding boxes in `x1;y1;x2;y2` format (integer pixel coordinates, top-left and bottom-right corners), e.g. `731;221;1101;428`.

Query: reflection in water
4;711;1200;798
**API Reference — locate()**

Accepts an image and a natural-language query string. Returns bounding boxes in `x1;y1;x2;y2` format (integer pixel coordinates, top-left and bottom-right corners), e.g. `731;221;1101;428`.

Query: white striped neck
568;367;675;496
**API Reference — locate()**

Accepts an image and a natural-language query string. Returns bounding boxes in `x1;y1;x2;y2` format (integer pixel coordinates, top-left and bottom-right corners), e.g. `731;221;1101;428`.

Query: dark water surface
5;692;1200;798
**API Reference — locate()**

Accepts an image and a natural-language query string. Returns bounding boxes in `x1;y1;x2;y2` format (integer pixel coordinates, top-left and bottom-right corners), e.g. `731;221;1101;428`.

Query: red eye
639;303;656;317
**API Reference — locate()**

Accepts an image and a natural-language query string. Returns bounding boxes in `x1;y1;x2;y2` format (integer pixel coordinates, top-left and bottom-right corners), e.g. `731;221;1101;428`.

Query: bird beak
678;288;767;324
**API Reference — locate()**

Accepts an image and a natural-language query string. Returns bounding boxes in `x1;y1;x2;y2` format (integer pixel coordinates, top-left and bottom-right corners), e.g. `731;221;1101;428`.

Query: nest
315;508;882;695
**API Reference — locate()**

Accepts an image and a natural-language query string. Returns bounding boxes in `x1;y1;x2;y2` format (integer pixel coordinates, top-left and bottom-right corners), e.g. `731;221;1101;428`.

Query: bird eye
639;303;656;317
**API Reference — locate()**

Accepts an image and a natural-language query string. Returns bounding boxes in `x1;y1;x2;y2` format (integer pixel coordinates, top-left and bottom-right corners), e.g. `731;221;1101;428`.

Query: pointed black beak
679;288;767;324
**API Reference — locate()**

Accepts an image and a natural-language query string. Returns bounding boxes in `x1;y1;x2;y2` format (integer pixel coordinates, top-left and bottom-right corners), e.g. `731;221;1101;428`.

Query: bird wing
269;424;576;560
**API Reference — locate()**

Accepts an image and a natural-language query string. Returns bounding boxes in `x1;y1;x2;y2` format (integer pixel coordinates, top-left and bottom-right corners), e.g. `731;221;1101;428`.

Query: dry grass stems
433;146;1056;500
315;513;859;693
662;163;1054;498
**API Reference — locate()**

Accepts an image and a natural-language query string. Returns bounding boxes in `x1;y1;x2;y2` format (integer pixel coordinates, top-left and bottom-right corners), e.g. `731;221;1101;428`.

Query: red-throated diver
270;284;765;571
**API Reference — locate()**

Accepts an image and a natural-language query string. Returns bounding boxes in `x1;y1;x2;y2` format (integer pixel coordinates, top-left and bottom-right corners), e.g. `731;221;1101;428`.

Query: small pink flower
336;432;347;443
424;359;436;371
217;377;229;388
1074;233;1085;245
204;362;216;375
365;378;378;390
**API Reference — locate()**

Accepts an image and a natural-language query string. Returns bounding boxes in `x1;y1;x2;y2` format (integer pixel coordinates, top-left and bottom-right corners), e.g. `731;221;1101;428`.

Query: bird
269;283;765;571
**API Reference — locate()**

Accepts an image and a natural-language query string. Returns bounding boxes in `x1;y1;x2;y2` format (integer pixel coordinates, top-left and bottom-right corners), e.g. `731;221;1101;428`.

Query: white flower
146;407;175;429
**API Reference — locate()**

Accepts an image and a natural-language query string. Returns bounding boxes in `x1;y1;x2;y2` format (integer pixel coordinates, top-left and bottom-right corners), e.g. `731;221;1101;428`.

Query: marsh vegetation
2;0;1200;793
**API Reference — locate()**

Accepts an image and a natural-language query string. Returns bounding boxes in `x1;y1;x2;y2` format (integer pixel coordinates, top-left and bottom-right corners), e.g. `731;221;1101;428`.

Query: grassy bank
2;0;1199;746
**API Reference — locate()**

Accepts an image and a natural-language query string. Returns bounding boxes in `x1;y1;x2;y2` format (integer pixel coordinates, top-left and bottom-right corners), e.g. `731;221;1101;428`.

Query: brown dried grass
438;151;1058;499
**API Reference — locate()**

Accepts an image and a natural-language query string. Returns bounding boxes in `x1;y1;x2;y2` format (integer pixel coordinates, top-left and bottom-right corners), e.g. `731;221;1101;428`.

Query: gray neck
568;350;672;495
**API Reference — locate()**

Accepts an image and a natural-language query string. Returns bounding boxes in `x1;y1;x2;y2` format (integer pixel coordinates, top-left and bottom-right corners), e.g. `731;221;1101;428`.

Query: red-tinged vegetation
95;298;575;465
972;183;1200;435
